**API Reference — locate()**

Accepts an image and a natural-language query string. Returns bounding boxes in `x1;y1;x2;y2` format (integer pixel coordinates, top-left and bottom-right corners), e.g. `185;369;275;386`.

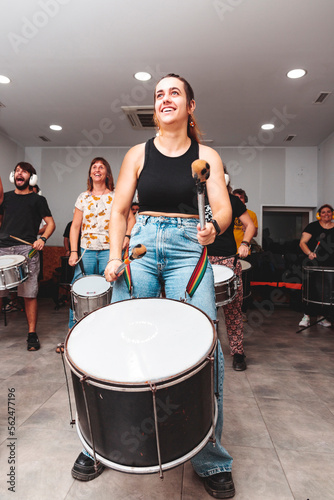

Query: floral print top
75;191;114;250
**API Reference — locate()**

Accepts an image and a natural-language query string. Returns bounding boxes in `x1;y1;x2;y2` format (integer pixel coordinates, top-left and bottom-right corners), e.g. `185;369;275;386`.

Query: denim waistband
137;214;199;227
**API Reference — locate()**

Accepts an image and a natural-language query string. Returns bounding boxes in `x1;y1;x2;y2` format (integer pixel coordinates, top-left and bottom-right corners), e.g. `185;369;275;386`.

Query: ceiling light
134;72;152;82
261;123;275;130
49;124;62;131
0;75;11;84
286;69;307;79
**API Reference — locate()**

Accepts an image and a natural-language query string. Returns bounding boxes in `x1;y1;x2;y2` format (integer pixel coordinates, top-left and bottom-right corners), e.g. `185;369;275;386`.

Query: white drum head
212;264;234;283
0;254;26;269
66;298;215;384
72;275;111;296
240;260;251;271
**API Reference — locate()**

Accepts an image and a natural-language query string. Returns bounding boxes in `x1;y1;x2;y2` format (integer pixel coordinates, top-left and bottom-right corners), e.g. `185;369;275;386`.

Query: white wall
0;132;24;191
318;131;334;209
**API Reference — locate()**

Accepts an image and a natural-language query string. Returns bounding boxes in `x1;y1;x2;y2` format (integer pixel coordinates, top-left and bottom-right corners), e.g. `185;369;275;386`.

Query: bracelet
70;250;78;253
125;235;131;238
241;241;250;247
107;258;123;264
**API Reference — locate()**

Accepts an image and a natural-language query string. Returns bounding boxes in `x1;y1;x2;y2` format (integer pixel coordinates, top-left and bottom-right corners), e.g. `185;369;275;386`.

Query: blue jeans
68;248;109;329
112;215;233;476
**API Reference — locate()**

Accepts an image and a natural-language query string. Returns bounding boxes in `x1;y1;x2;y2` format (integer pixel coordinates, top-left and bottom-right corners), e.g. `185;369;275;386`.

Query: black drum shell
71;358;213;469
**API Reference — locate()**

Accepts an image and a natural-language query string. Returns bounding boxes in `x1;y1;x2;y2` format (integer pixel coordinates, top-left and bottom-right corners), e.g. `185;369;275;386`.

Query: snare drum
212;264;237;307
240;260;252;301
71;275;112;321
65;298;217;474
302;266;334;312
0;255;29;290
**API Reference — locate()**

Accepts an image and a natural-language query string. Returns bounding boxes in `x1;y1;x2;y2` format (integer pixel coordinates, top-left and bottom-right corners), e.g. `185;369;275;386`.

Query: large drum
65;298;217;474
240;260;252;301
0;255;29;290
302;266;334;313
212;264;237;307
71;275;112;321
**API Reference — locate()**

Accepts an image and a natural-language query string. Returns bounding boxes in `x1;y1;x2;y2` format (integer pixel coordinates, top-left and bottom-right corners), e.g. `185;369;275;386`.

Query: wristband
125;235;131;239
241;240;250;247
107;258;123;264
210;219;221;235
39;236;47;243
70;250;78;253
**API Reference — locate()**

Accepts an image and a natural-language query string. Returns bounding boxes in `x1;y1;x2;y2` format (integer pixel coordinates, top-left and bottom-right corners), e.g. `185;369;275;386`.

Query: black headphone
9;171;38;186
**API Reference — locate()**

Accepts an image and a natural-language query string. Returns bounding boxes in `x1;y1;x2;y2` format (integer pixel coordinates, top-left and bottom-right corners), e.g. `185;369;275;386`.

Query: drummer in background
232;188;258;320
67;157;135;333
298;203;334;328
207;167;256;371
103;73;235;499
0;164;55;350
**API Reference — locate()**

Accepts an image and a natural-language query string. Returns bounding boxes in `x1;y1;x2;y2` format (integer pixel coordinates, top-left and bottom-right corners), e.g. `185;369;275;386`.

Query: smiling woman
66;157;135;332
100;74;235;498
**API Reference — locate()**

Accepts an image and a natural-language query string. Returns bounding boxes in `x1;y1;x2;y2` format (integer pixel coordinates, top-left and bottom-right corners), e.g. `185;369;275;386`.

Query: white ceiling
1;0;334;149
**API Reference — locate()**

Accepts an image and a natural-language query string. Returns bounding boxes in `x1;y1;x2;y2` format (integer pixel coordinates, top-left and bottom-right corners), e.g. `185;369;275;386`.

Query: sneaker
317;317;331;327
233;353;247;371
204;471;235;498
27;332;40;351
71;452;104;481
299;314;310;327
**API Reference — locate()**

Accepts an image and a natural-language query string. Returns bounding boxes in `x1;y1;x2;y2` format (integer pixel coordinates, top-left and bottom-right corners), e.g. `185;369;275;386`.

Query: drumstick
10;235;33;246
116;244;147;274
191;159;210;230
10;235;38;259
312;233;325;254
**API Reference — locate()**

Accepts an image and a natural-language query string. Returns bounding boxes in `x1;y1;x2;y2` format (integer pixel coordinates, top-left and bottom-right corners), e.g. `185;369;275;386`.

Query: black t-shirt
207;194;246;257
303;220;334;266
0;191;52;247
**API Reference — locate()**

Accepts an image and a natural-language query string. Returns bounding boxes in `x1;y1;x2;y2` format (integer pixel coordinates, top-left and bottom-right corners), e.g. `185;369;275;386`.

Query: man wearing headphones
0;163;55;350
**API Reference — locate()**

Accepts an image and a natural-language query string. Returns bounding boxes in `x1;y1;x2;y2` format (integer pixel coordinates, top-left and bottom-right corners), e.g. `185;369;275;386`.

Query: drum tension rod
208;353;216;447
150;383;164;480
59;345;75;427
80;376;99;471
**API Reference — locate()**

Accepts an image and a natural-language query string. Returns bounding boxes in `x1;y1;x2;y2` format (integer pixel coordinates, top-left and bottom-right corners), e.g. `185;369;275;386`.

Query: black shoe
27;332;40;351
204;471;235;498
233;353;246;371
71;452;105;481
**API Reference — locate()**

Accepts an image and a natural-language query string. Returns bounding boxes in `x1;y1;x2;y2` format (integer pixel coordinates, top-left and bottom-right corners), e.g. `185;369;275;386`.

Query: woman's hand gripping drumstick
191;159;210;230
105;244;147;282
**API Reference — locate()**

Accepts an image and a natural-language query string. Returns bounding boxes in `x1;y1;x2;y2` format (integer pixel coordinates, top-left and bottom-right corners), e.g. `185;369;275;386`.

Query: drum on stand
0;255;29;290
64;298;217;474
240;260;252;302
212;264;237;307
302;266;334;317
71;275;112;321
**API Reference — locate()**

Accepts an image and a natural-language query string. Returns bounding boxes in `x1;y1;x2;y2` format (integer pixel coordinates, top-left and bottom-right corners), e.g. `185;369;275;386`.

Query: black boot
71;452;104;481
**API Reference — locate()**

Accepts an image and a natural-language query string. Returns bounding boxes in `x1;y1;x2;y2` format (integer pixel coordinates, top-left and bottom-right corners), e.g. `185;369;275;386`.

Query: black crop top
137;138;199;215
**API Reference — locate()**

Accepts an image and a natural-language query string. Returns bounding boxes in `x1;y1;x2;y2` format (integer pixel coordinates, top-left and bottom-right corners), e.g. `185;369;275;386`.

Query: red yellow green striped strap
122;248;132;293
186;246;208;297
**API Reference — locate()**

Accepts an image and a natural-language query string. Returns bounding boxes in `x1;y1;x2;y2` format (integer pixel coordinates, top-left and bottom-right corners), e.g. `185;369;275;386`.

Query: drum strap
186;246;208;297
122;248;132;294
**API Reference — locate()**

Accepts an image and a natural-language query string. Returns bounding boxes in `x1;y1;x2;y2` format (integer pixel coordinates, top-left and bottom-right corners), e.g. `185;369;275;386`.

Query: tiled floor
0;297;334;500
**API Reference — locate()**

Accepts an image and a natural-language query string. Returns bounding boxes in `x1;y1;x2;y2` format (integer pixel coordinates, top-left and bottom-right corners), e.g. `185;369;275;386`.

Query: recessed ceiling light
286;69;307;79
261;123;275;130
134;72;152;82
0;75;11;84
49;124;62;131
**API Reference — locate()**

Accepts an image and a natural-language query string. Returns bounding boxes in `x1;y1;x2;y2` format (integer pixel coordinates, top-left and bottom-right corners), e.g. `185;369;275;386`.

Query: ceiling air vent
284;134;296;142
38;135;51;142
121;106;155;130
313;91;332;104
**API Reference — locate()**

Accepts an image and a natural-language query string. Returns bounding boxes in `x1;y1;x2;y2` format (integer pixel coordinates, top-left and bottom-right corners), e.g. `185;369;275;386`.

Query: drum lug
150;383;164;479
